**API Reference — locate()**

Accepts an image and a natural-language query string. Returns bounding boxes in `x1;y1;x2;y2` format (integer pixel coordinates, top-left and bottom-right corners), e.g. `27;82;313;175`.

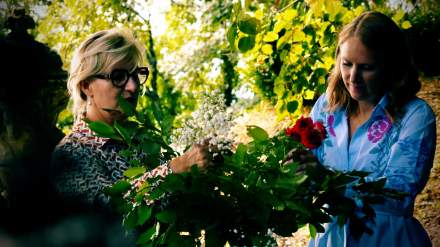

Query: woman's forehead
340;37;378;63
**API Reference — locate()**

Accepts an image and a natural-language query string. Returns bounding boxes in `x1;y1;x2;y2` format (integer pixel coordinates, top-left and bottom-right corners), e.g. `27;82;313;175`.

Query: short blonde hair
67;28;144;120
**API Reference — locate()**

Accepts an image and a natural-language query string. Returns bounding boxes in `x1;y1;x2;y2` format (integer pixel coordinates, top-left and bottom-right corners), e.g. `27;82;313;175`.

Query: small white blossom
172;90;236;154
258;154;268;163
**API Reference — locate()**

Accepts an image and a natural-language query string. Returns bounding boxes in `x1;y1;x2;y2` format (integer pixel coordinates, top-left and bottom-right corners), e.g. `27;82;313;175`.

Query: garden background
0;0;439;246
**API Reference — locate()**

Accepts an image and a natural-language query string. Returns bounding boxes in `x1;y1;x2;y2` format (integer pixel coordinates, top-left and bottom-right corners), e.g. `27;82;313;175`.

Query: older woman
51;28;211;210
308;11;436;246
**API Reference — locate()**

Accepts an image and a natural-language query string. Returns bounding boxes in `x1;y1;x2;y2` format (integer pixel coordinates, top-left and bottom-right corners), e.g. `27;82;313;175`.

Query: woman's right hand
283;148;321;173
169;142;213;174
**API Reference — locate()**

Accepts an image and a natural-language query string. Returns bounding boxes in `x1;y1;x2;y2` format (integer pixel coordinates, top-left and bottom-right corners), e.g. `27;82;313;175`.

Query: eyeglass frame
91;67;149;88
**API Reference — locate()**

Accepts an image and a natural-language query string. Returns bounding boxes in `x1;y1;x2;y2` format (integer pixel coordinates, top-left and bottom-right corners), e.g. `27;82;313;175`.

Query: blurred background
0;0;439;246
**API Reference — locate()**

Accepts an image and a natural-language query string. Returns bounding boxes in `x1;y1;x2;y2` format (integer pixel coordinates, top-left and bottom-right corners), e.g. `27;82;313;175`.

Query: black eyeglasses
92;67;149;88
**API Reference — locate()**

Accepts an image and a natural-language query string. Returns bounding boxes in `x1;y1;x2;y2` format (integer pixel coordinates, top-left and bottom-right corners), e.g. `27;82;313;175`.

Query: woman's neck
355;100;376;118
348;100;376;139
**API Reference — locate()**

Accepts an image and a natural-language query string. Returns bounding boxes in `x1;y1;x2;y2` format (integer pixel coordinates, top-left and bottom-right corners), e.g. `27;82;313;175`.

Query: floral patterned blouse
309;94;436;247
51;120;170;209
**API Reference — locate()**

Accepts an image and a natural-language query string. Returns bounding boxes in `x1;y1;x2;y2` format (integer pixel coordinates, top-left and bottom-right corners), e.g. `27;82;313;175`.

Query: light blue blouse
308;94;436;247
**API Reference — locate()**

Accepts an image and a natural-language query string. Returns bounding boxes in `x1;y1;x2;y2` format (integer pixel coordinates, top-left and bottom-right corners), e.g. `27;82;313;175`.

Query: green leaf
285;201;310;216
162;174;185;191
244;171;258;186
124;167;146;178
274;175;308;189
309;224;317;238
246;125;269;142
123;210;138;229
104;180;131;196
232;143;247;165
205;229;224;247
156;210;176;224
149;188;165;200
137;224;159;244
273;200;285;211
238;36;255;52
263;31;279;42
401;20;411;29
141;141;161;155
118;95;135;117
114;121;132;145
137;205;153;225
227;24;237;49
238;17;259;35
287;100;299;113
293;174;308;184
87;120;122;140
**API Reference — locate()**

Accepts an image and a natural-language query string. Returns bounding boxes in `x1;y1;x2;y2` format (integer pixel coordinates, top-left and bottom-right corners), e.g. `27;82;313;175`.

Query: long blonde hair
67;28;144;120
326;11;420;117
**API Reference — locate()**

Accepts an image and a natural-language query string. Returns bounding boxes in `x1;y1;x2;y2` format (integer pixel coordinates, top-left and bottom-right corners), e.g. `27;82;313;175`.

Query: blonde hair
67;28;144;120
326;11;420;117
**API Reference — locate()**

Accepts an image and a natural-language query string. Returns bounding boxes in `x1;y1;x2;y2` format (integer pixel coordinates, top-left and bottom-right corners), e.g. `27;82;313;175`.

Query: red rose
313;121;326;140
301;128;324;149
293;116;314;133
285;126;295;136
285;117;327;149
286;127;301;141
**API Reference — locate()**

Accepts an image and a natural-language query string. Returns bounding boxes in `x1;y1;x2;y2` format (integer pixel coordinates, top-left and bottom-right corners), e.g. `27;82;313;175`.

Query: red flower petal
301;128;323;149
293;116;314;134
313;121;327;140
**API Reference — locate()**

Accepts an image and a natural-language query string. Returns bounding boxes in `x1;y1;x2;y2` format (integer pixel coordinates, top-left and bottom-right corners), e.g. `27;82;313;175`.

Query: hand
283;148;321;173
169;142;213;174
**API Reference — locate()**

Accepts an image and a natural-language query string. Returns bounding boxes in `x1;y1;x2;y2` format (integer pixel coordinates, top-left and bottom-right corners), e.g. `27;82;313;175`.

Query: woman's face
339;37;385;105
82;64;139;124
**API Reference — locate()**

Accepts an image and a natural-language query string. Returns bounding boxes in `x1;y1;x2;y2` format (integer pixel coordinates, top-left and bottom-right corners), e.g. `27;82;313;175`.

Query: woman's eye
361;64;375;70
342;62;351;67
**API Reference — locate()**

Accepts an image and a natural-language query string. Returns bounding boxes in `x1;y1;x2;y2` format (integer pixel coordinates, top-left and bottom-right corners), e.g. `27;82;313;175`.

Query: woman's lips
350;82;364;90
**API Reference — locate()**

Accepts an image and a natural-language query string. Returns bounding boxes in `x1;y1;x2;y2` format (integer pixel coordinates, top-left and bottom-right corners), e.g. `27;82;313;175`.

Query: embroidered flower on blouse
327;115;336;137
367;115;392;143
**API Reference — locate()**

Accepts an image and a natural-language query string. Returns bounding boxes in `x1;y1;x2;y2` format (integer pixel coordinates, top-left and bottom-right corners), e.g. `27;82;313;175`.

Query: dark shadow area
0;9;134;247
0;8;68;231
405;13;440;77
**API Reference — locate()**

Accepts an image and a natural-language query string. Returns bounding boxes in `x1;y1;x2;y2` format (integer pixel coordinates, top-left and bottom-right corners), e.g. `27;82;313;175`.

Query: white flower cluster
172;89;235;154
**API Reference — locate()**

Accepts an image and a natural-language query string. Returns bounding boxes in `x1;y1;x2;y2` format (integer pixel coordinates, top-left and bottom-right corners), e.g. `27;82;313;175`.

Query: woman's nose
124;76;138;93
349;66;359;83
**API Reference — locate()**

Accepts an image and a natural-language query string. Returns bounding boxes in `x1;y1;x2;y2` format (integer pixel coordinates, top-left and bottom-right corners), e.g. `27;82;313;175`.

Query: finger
282;159;294;166
201;138;211;147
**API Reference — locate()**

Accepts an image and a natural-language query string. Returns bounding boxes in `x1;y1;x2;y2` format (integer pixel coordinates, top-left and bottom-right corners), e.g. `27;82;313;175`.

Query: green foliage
86;120;122;141
228;1;366;118
105;115;405;246
226;0;415;118
90;97;178;172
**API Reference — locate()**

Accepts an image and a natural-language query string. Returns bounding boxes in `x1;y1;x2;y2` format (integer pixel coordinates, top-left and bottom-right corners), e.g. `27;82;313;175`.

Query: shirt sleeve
310;94;327;122
382;100;436;211
139;164;172;181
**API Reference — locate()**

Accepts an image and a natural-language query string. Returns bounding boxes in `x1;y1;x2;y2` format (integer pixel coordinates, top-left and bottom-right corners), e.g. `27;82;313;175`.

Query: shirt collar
371;93;390;118
72;120;110;146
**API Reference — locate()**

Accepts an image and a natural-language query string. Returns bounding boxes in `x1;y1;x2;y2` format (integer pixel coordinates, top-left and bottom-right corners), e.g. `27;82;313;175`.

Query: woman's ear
80;80;93;99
